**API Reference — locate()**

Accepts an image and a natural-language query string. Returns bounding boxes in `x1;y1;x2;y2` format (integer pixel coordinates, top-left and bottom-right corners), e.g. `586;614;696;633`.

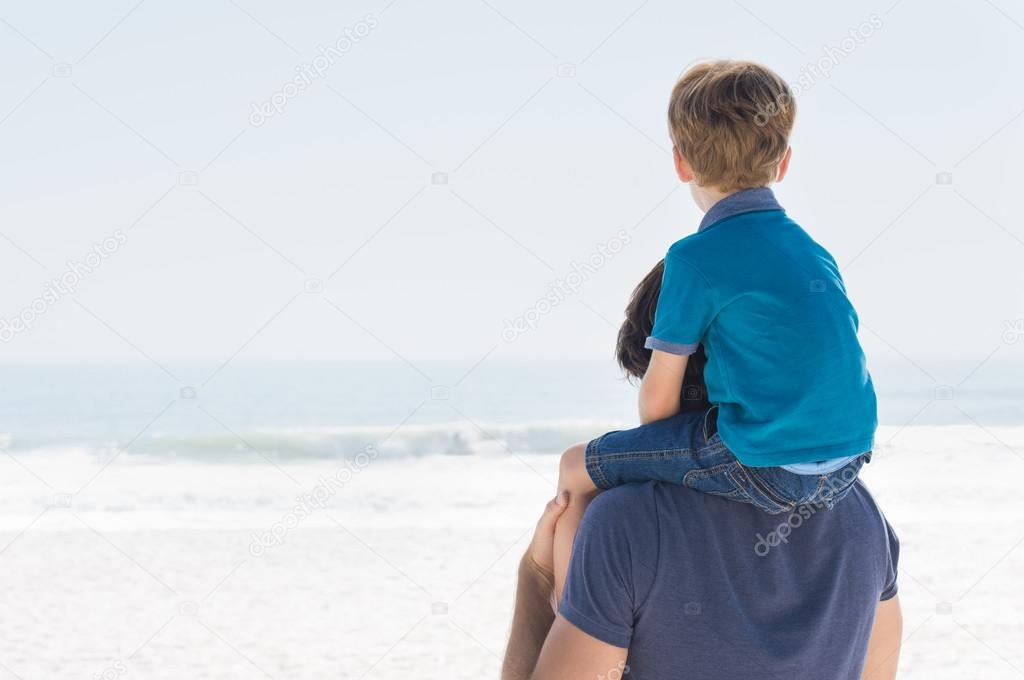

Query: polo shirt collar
698;187;782;232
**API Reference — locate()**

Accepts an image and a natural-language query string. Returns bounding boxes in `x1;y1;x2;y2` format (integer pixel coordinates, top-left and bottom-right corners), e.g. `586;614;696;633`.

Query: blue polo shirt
645;188;876;467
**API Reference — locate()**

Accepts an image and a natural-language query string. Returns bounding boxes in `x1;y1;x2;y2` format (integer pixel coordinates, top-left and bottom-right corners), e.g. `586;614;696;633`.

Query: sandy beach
0;424;1021;678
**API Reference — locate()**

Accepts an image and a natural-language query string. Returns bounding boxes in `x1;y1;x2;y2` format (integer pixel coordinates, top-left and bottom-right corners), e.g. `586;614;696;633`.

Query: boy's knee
558;443;590;490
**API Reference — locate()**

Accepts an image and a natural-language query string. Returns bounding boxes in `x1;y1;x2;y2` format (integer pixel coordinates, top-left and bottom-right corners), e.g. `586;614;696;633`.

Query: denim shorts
585;407;870;515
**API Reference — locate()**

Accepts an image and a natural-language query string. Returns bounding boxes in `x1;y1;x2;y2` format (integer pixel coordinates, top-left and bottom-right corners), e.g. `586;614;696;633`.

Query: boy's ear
775;146;793;182
673;146;696;183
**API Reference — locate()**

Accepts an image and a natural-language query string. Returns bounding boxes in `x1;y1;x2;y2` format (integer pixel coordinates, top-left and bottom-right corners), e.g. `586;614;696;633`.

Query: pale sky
1;0;1022;368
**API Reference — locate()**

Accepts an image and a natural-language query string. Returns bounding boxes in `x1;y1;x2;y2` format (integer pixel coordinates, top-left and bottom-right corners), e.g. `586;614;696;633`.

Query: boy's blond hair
668;60;795;192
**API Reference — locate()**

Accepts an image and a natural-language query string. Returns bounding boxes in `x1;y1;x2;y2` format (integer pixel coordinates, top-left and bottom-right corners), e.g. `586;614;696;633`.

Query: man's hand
522;491;569;608
503;492;629;680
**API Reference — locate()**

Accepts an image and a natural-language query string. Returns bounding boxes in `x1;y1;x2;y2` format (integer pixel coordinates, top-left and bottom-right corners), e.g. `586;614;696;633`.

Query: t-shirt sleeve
880;518;900;601
558;486;658;649
645;249;718;356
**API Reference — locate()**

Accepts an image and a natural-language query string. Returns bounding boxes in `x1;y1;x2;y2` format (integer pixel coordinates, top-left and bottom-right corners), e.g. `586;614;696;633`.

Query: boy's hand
638;350;688;424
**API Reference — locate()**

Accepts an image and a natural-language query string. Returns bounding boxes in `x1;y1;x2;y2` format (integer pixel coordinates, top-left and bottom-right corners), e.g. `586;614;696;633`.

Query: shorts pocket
743;465;824;507
728;466;797;515
683;462;746;500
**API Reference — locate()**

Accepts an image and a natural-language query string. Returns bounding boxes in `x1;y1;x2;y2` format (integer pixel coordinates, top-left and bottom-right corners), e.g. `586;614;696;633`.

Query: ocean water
1;358;1020;461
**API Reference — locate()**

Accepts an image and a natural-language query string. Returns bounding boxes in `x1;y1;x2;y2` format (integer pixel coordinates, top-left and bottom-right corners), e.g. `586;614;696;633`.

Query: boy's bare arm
639;349;688;424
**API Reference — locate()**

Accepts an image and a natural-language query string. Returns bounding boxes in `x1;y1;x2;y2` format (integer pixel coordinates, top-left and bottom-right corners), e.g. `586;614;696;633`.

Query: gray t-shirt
560;481;899;679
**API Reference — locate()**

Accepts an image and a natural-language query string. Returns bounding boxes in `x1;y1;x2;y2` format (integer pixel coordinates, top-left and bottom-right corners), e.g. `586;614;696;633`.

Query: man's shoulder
835;481;898;543
587;482;660;520
578;483;670;549
585;482;708;534
589;480;892;529
591;480;737;512
590;480;893;545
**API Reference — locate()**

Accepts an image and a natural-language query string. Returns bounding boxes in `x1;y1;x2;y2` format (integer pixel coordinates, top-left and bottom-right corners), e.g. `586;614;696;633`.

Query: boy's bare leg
552;442;600;605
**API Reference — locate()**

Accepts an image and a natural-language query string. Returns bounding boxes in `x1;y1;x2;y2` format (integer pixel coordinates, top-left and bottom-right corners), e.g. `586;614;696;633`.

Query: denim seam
809;474;827;504
588;443;725;463
724;468;761;508
683;462;736;484
736;466;795;513
585;438;612;490
589;449;693;461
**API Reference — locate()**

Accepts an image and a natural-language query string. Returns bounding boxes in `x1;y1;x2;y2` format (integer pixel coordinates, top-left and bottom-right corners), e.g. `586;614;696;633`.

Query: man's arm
502;494;628;680
502;561;557;680
533;615;628;680
861;596;903;679
639;349;688;424
503;562;627;680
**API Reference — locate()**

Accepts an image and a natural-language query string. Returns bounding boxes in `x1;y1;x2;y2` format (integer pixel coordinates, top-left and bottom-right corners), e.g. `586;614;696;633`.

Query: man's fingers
523;492;570;588
536;491;570;532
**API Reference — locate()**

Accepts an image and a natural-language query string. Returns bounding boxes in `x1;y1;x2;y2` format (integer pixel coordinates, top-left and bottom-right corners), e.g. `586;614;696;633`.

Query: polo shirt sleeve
558;486;659;649
880;518;900;601
645;249;718;356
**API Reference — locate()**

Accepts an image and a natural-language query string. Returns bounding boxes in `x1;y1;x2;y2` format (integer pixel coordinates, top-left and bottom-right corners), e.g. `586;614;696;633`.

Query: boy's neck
690;184;739;214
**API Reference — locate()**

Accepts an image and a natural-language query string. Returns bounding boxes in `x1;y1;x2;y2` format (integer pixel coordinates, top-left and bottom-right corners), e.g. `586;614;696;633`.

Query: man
503;482;902;679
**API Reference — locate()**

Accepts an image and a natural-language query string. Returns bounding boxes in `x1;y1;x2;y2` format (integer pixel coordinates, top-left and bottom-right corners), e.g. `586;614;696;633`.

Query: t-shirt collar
698;187;783;232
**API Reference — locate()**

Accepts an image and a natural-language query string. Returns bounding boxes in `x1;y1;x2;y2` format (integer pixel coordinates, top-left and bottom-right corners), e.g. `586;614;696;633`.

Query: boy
553;60;877;598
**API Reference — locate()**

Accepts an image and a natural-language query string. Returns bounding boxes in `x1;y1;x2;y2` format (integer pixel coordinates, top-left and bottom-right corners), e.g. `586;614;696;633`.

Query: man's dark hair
615;260;709;410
